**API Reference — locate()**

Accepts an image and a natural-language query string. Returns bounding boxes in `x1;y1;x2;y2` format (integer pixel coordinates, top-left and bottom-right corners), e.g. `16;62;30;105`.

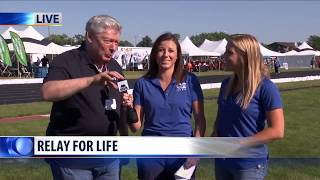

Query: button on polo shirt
133;72;203;137
43;44;123;136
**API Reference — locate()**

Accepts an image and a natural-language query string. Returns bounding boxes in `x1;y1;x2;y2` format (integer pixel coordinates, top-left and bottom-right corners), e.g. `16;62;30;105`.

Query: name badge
105;99;117;110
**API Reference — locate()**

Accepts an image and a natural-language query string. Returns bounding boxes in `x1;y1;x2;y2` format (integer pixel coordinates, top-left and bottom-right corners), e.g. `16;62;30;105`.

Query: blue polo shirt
215;77;283;169
133;72;203;137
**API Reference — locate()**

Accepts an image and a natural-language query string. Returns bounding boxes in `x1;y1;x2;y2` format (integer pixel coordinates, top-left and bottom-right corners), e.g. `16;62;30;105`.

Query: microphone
117;80;138;124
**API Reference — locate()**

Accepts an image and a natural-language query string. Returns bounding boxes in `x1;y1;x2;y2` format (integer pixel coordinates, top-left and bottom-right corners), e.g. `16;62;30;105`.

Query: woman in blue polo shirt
124;32;206;180
211;34;285;180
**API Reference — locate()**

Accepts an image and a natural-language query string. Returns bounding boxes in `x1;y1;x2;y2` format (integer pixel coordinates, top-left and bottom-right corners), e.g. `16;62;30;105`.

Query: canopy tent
180;36;220;56
297;42;313;50
46;42;77;54
1;27;20;39
200;38;284;57
283;49;319;68
199;39;222;51
199;38;227;56
8;42;77;54
1;26;44;41
20;26;45;41
283;50;299;56
259;44;285;57
284;49;320;56
8;42;48;54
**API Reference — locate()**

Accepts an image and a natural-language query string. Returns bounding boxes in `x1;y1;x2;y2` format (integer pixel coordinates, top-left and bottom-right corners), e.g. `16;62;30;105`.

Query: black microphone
117;80;138;124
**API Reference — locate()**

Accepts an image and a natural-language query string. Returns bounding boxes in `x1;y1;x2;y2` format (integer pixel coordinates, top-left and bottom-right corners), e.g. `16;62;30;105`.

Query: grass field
0;80;319;179
123;68;319;79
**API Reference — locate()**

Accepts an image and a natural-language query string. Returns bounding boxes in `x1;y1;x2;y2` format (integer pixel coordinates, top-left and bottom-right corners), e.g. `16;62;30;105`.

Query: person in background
211;34;285;180
274;57;280;74
122;32;206;180
41;56;49;67
42;15;129;180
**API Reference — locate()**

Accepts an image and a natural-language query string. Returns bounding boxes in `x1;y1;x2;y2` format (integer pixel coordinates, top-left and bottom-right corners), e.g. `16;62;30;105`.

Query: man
42;15;128;180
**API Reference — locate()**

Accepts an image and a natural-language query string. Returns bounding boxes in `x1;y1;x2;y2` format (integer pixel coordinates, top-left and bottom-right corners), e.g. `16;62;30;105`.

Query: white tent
180;36;220;56
259;44;285;57
8;42;77;54
200;38;283;57
199;39;221;51
284;49;320;56
1;27;20;39
199;38;228;55
283;50;299;56
20;26;45;41
298;42;313;50
8;42;49;54
46;42;77;54
1;26;45;41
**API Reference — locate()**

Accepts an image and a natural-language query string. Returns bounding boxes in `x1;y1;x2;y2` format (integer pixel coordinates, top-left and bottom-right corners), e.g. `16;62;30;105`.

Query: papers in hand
174;164;196;180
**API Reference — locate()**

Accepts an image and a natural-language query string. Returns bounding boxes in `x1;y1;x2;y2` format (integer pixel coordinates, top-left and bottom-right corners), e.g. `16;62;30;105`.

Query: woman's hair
85;15;122;34
225;34;269;109
144;32;185;83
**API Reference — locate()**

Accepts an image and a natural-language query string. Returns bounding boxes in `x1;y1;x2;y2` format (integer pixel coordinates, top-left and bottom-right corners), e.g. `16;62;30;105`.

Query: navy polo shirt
133;72;203;137
215;77;283;169
43;44;123;136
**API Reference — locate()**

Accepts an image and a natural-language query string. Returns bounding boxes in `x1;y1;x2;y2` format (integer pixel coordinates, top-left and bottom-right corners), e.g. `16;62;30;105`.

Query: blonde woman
211;34;284;180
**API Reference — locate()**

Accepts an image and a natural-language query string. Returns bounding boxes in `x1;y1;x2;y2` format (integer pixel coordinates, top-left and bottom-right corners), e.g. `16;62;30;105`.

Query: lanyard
94;64;107;73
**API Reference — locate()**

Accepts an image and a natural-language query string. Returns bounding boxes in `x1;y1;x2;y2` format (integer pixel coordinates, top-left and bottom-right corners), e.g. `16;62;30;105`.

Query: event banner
0;35;12;66
0;136;266;158
10;31;28;66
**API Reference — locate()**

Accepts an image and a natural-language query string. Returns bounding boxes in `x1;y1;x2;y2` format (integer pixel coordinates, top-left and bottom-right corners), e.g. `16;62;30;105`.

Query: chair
20;66;31;78
0;64;12;77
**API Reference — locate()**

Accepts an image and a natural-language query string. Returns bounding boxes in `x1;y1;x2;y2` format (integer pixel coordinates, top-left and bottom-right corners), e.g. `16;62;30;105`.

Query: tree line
46;32;320;51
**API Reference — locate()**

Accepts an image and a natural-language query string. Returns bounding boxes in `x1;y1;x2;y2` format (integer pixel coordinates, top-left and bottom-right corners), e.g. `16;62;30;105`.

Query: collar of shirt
150;77;177;91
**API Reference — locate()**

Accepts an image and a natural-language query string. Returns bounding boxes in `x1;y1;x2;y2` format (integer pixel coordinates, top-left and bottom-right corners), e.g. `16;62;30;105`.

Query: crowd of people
41;14;285;180
186;57;225;72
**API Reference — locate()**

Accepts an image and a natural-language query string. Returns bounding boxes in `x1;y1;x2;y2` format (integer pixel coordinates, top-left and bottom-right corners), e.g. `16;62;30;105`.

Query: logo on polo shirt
176;82;187;92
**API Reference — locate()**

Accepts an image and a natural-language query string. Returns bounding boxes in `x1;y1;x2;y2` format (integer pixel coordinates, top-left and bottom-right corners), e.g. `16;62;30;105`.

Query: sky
1;0;320;45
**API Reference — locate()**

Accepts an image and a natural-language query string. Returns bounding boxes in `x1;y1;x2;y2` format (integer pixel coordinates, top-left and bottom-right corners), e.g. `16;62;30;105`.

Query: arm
42;71;124;102
121;92;143;133
251;108;285;143
129;105;143;133
211;109;220;137
192;100;206;137
184;100;206;169
118;106;129;136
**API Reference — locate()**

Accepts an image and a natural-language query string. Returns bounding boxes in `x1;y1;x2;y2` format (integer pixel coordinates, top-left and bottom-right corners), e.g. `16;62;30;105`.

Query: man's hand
121;93;133;108
92;71;124;89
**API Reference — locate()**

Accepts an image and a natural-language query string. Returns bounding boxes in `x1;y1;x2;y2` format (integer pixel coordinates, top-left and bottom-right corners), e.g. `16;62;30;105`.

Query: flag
10;31;27;66
0;34;12;66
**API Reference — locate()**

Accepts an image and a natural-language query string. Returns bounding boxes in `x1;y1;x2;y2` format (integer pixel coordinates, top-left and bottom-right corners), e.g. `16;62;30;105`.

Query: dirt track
0;114;49;123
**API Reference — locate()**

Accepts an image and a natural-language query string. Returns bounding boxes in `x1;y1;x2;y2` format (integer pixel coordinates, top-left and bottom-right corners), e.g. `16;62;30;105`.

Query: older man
42;15;128;180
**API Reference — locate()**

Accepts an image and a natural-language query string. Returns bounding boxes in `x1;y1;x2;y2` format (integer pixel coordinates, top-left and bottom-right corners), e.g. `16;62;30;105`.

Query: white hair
85;15;122;34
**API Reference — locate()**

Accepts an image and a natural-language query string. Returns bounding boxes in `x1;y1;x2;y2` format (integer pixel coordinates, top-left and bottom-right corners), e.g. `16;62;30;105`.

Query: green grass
0;80;320;179
0;102;52;118
0;120;48;136
123;68;320;79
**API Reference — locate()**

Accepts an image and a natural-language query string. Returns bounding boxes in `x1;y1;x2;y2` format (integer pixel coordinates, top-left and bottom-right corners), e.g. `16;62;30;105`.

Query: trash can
33;67;48;78
39;67;48;78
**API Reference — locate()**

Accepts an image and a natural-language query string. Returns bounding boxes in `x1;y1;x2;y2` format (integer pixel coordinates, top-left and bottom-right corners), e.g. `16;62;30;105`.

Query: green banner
0;35;12;67
10;31;27;66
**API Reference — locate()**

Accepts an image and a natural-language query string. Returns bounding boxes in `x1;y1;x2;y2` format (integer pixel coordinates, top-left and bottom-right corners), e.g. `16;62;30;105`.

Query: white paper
174;165;196;180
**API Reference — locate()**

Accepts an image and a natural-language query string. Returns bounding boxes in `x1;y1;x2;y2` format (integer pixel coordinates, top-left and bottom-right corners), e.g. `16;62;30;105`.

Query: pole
48;26;51;37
